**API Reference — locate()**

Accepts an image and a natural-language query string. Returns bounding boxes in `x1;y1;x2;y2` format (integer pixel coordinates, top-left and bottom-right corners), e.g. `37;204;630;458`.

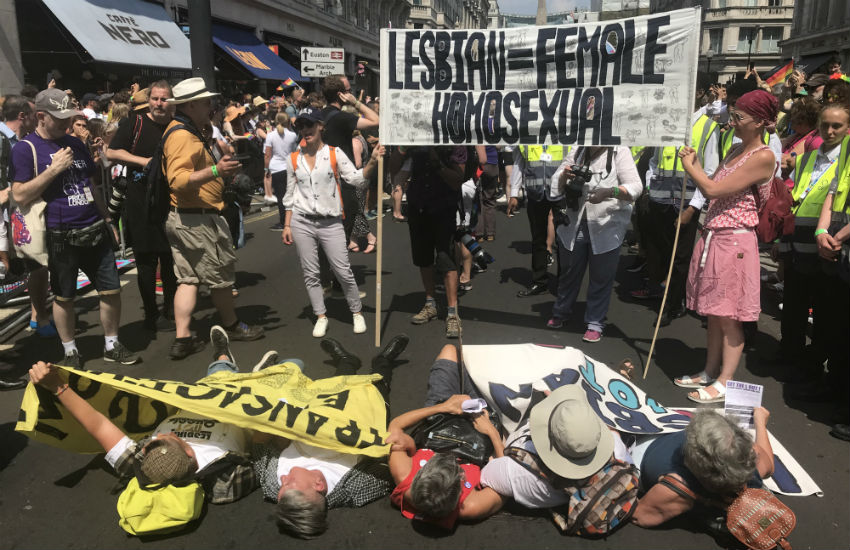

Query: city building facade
780;0;850;74
652;0;794;84
406;0;490;30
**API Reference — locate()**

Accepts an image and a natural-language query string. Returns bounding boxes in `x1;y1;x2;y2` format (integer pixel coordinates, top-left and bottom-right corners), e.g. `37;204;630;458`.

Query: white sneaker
312;317;329;338
353;313;367;334
264;195;277;204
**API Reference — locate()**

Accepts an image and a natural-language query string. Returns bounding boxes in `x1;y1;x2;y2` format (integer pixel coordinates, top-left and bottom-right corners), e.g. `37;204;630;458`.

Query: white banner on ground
379;8;699;146
463;343;823;497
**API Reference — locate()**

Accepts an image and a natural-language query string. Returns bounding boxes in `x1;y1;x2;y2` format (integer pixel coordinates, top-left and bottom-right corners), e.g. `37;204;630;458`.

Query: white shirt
283;144;365;217
704;99;728;125
788;142;841;185
264;128;298;173
550;146;644;254
82;108;104;121
277;441;358;495
105;411;251;473
480;426;632;509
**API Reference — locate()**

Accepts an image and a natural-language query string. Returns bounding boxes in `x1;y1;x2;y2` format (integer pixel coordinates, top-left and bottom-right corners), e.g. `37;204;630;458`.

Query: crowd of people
0;53;847;544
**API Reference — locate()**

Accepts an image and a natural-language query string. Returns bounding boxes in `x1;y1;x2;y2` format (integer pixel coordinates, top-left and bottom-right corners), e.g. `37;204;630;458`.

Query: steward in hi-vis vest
510;145;569;297
632;113;719;324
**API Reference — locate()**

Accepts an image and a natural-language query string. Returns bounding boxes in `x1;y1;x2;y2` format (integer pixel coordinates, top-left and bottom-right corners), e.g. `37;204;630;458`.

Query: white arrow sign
301;61;345;77
300;47;345;63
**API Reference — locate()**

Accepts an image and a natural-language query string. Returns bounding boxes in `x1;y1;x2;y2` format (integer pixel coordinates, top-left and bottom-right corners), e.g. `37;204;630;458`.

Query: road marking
246;210;277;224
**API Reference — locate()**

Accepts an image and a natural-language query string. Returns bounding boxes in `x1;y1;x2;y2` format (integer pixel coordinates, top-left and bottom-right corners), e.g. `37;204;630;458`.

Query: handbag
409;411;499;467
63;219;107;248
659;474;796;550
9;140;48;266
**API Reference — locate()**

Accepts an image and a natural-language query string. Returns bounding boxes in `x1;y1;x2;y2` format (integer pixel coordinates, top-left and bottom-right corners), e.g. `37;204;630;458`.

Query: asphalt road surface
1;204;847;549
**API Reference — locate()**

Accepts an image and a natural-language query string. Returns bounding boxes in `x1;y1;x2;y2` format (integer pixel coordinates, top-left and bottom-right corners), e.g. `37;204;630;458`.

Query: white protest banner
379;8;700;146
463;343;691;436
463;343;823;497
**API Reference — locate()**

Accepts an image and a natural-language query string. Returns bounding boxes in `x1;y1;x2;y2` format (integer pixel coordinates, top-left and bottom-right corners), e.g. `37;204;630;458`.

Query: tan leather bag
659;474;795;550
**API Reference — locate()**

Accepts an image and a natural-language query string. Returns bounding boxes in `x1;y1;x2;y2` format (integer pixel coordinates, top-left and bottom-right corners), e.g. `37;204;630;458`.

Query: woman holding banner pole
674;90;777;403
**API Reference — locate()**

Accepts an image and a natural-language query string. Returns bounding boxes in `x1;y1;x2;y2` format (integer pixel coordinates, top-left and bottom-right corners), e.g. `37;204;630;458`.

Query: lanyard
799;157;837;203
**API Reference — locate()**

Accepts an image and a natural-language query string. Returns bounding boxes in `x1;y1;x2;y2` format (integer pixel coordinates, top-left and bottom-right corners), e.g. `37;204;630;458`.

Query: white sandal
687;381;726;404
673;370;716;389
673;371;715;389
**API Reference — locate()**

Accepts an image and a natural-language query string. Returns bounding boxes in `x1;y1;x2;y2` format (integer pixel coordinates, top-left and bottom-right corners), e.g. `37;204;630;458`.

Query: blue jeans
206;358;305;376
552;219;621;333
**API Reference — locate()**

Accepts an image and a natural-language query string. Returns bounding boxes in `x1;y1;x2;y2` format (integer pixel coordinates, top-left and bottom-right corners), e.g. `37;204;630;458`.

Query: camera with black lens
457;231;495;272
564;164;594;210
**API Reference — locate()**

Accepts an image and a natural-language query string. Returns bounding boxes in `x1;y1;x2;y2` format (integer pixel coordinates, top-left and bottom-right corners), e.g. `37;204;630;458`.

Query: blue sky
496;0;591;15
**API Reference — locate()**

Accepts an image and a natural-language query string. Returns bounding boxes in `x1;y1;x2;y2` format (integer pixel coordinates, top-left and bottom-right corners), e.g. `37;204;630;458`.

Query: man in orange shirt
162;77;263;359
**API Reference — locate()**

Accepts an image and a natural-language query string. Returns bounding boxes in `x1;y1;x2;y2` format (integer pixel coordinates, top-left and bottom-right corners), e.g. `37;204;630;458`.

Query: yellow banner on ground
15;363;389;458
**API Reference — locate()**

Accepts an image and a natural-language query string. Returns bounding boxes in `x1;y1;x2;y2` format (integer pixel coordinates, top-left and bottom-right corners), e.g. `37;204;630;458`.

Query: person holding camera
547;146;642;342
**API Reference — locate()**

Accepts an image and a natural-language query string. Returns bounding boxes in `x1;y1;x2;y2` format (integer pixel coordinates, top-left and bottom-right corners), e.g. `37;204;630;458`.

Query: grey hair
410;453;463;518
276;489;328;539
683;411;757;496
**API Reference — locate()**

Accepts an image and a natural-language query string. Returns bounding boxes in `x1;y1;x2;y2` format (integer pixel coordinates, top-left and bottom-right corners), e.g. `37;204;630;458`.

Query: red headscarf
735;89;778;124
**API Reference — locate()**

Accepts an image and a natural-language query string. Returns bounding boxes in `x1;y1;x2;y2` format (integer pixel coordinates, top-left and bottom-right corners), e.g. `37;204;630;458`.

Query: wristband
612;187;620;198
814;228;828;237
55;384;69;397
211;165;220;178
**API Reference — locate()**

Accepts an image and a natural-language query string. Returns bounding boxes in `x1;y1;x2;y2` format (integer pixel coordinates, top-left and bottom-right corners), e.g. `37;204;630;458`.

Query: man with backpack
478;385;637;535
105;80;177;333
159;77;263;359
10;88;136;369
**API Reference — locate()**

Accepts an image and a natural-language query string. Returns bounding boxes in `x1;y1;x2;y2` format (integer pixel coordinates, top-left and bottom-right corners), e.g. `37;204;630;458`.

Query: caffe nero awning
212;24;304;82
40;0;191;69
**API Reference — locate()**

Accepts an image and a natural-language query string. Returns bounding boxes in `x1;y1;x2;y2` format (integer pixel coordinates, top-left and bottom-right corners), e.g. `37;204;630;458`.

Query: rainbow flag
277;78;296;92
765;60;793;88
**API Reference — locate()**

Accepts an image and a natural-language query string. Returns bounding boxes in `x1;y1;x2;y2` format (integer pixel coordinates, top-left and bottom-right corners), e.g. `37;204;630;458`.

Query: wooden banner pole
374;156;384;347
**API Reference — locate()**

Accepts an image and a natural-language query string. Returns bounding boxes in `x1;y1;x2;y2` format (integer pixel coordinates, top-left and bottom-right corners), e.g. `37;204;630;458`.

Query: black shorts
407;208;457;271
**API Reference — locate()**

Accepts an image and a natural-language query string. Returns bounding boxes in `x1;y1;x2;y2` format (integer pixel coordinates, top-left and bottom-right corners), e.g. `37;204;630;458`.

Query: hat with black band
167;77;221;105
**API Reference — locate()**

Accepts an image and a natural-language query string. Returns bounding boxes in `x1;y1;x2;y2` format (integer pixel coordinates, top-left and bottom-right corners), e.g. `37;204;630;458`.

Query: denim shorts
47;233;120;301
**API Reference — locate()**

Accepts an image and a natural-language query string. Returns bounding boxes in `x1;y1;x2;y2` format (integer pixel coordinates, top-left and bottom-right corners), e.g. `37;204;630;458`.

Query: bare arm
105;147;150;169
387;393;470;433
458;487;506;520
28;362;126;453
631;481;695;528
752;407;775;478
352;138;364;169
12;147;73;206
264;145;273;171
680;146;775;200
472;414;504;458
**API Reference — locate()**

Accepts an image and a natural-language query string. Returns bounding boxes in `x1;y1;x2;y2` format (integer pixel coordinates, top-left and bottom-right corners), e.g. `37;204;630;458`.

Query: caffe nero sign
41;0;191;69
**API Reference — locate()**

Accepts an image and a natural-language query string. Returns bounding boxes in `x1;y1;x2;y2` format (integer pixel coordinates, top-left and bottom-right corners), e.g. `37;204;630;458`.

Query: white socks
62;340;78;354
104;335;118;351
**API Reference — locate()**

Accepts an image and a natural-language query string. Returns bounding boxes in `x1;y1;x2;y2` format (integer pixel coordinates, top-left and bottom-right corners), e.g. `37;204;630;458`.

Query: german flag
764;60;794;88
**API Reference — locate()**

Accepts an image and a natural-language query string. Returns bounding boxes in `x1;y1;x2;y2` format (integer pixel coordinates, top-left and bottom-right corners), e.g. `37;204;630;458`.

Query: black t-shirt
110;113;168;165
320;106;358;162
406;146;466;215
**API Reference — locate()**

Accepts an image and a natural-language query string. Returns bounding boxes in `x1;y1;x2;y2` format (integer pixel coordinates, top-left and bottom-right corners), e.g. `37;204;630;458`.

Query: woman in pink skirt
674;90;778;403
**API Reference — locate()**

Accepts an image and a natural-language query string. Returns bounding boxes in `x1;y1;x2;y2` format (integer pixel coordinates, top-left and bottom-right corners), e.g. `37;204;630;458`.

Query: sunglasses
729;110;751;123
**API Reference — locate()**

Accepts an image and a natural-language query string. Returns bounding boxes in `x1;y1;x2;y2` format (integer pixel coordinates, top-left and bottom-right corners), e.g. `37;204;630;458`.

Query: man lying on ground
27;324;269;505
251;335;409;539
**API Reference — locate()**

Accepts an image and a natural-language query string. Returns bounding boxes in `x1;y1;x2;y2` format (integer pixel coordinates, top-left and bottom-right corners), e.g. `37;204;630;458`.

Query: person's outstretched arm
28;362;126;453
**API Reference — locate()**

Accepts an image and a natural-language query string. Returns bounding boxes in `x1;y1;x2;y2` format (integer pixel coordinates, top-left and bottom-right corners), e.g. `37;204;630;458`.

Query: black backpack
144;117;210;224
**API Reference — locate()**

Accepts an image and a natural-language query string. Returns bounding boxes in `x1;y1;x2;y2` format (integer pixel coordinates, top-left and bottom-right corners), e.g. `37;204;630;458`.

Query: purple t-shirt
10;132;101;229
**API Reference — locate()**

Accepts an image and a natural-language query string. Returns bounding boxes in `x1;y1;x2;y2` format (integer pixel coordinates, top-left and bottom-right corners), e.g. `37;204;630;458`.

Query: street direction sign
300;61;345;77
300;47;344;63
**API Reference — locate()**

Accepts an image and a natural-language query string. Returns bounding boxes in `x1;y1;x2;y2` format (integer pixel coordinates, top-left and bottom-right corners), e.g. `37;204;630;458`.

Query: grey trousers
290;212;362;316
